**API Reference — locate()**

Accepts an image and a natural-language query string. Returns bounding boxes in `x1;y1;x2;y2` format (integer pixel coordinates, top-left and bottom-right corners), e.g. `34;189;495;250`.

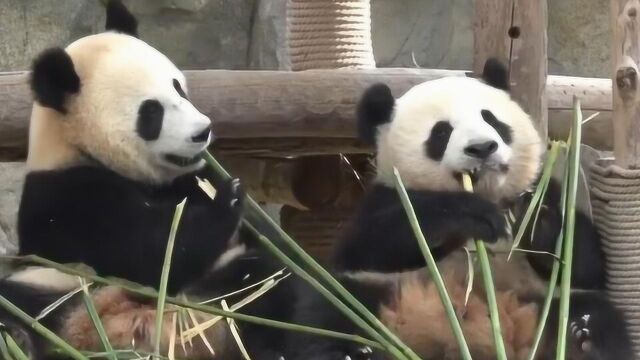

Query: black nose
191;127;211;143
464;140;498;159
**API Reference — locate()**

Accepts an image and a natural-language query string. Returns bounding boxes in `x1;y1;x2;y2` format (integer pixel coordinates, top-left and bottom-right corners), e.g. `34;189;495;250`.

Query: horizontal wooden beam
0;69;613;160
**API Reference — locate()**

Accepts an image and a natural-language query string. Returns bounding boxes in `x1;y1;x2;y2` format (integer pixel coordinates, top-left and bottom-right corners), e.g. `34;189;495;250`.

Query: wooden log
0;69;613;160
612;0;640;168
473;0;549;138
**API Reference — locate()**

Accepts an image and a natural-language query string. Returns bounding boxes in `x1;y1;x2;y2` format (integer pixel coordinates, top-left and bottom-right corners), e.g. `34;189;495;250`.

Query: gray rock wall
0;0;612;76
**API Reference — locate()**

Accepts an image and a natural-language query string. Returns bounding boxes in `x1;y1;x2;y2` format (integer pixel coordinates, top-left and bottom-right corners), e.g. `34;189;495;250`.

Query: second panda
286;59;633;360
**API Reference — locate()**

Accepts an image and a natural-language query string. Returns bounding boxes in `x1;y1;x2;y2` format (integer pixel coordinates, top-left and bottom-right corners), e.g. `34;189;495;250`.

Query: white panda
0;1;290;359
285;59;633;360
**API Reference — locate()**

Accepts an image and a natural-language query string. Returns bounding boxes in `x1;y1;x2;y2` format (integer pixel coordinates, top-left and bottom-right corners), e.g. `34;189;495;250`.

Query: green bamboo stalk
461;174;507;360
555;97;582;359
5;335;29;360
154;198;186;358
527;144;569;360
0;294;89;360
2;255;382;351
79;279;117;360
0;332;15;360
242;221;406;359
202;151;421;360
392;168;471;360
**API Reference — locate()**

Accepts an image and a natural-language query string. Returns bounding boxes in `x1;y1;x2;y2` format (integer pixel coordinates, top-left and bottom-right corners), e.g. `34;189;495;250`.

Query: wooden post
473;0;549;138
612;0;640;168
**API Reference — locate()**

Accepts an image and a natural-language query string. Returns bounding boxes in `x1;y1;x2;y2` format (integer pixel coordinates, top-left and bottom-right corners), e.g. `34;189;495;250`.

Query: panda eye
172;79;188;100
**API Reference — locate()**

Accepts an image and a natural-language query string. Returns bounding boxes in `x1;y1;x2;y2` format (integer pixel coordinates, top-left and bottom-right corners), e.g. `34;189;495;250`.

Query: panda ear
105;0;138;37
357;83;395;145
30;48;80;114
482;58;509;91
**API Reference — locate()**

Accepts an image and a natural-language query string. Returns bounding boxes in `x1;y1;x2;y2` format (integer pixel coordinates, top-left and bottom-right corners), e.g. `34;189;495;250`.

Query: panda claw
570;314;593;353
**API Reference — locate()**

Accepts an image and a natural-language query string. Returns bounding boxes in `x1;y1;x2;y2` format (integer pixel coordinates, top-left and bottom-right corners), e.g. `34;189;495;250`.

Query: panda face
28;33;212;183
358;61;543;202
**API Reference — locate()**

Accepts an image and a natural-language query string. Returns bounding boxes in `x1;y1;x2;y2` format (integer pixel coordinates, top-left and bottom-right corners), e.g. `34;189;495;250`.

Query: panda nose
464;140;498;159
191;127;211;143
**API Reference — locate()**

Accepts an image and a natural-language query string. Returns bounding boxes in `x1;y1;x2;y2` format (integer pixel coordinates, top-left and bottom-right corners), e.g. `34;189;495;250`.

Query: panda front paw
570;314;593;353
217;177;245;213
471;210;508;244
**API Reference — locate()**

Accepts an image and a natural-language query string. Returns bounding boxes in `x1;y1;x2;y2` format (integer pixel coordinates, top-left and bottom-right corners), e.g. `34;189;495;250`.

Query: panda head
358;59;544;202
27;0;211;184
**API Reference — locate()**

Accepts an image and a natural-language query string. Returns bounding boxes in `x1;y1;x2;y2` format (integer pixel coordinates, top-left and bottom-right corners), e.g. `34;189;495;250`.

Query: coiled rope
590;159;640;357
286;0;376;70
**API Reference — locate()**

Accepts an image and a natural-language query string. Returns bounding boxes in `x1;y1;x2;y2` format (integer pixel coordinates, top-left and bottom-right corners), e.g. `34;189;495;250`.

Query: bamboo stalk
509;142;562;258
461;174;507;360
392;168;472;360
79;279;117;360
0;294;89;360
1;255;382;350
5;335;29;360
555;97;582;359
202;151;421;360
154;199;186;358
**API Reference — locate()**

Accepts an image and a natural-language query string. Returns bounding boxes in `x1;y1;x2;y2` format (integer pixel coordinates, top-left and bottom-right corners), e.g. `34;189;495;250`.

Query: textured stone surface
0;0;613;76
0;162;25;256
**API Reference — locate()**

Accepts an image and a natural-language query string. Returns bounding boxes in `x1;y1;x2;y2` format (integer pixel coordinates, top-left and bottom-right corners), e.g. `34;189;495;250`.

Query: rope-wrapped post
590;0;640;356
286;0;376;70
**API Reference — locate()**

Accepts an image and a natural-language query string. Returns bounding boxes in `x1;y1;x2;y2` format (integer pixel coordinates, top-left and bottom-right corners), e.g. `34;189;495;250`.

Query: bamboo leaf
221;300;251;360
0;332;15;360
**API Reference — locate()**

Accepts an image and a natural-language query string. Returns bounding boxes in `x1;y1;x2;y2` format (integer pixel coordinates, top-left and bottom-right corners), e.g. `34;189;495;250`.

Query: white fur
7;266;81;291
374;76;543;202
27;32;211;183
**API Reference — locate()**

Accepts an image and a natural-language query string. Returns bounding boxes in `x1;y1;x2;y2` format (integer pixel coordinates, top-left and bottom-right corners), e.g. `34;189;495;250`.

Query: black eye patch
425;120;453;161
481;109;513;144
173;79;188;100
137;99;164;141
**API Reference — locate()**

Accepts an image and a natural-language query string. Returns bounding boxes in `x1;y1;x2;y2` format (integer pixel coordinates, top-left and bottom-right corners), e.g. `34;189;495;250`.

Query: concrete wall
1;0;611;77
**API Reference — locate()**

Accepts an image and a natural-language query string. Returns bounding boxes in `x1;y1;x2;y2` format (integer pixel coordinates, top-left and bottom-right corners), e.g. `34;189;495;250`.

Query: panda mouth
165;153;203;167
456;163;509;183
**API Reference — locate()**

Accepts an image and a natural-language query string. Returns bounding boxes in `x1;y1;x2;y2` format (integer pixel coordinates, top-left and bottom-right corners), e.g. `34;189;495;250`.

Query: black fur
0;279;78;360
425;120;453;161
17;165;243;295
286;274;391;360
30;48;80;113
539;291;634;360
482;57;510;91
332;184;506;272
136;99;164;141
173;79;188;100
357;83;395;145
105;0;138;37
481;109;513;144
513;178;606;290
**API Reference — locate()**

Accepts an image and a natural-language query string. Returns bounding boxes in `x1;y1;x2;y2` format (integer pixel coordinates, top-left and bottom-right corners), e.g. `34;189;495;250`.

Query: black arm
18;166;243;294
333;184;507;272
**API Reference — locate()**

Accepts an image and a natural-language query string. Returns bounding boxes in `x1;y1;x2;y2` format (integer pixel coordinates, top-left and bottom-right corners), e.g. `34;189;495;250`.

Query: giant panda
285;59;633;360
0;1;290;359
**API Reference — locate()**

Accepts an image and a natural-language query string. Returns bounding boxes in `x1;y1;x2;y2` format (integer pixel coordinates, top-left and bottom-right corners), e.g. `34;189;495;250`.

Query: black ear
30;48;80;113
482;58;509;91
357;83;395;145
105;0;138;37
